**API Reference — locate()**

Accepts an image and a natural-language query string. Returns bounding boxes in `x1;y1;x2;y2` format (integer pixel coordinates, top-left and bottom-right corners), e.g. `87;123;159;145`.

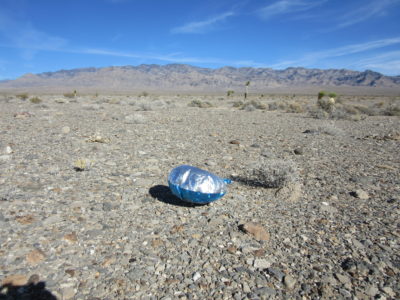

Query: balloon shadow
149;185;205;207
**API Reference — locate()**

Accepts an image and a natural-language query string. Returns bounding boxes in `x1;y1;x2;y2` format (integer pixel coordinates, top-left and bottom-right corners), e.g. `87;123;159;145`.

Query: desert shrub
318;124;344;136
29;97;42;104
188;100;212;108
16;93;29;100
317;97;335;113
64;92;76;98
384;104;400;116
353;105;380;116
318;91;327;100
267;102;279;111
308;107;329;119
232;101;244;108
244;159;299;188
138;102;153;111
107;98;121;104
227;90;235;97
286;102;304;113
139;91;149;97
241;100;266;110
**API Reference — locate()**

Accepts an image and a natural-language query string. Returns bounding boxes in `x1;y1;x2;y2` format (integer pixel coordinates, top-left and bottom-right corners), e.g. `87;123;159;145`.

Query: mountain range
1;64;400;94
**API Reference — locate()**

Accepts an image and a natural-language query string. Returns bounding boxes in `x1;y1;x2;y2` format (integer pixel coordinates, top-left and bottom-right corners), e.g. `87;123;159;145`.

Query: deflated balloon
168;165;232;204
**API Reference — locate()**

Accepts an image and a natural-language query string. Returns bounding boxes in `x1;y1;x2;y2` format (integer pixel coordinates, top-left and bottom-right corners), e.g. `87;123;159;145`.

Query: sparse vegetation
139;91;149;97
317;91;326;100
244;81;250;100
29;97;42;104
241;100;266;111
286;102;305;113
64;92;76;98
16;93;29;100
328;92;337;99
227;90;235;97
188;100;213;108
245;159;299;188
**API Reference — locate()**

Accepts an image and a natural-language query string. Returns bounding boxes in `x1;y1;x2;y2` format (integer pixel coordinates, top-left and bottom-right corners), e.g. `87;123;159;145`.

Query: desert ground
0;92;399;299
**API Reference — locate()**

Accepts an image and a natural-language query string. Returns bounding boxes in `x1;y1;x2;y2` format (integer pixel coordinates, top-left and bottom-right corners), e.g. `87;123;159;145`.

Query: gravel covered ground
0;94;399;299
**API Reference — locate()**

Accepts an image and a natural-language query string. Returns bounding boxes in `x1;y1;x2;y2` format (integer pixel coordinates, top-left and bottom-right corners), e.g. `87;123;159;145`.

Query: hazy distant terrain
1;64;399;95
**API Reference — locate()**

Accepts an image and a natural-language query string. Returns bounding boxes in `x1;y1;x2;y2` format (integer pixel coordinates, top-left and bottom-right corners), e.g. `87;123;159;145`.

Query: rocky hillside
1;64;400;93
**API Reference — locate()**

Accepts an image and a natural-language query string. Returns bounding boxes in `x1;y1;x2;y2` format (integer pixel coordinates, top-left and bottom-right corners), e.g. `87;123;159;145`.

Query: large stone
240;222;270;241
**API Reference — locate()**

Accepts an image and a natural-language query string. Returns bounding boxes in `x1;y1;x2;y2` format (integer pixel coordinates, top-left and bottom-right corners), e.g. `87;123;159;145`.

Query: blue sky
1;0;400;79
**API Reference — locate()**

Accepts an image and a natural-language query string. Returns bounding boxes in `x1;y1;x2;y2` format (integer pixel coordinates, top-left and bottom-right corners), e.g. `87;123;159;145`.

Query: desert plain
0;92;399;299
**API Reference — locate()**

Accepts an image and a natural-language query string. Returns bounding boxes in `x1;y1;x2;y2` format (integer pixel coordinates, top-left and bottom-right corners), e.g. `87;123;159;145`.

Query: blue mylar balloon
168;165;232;204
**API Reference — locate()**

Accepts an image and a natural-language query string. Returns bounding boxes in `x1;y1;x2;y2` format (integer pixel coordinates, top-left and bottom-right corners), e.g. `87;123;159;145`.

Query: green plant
317;91;326;100
328;92;337;98
16;93;29;100
29;97;42;104
227;90;235;97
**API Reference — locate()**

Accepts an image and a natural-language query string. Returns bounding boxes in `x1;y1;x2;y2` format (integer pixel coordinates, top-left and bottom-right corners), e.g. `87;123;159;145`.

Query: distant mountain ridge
1;64;399;93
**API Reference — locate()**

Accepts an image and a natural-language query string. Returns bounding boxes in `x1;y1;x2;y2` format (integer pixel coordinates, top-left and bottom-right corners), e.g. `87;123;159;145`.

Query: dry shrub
286;102;304;113
29;97;42;104
232;101;244;108
243;159;299;188
16;93;29;100
188;100;213;108
241;100;266;111
384;104;400;116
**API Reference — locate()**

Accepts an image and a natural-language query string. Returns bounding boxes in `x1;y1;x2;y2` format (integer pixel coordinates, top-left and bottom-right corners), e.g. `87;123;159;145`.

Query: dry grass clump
188;100;213;108
240;100;267;111
384;104;400;116
286;102;305;113
29;97;42;104
64;92;76;98
243;159;299;188
232;101;244;108
16;93;29;100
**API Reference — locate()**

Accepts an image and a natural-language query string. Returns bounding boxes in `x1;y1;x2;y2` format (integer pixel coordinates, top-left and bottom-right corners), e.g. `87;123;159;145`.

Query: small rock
192;272;201;282
283;275;297;290
240;222;270;241
1;274;29;286
26;249;46;265
382;286;395;297
334;273;351;285
253;259;271;270
229;140;240;145
365;285;379;297
293;148;303;155
253;249;265;257
351;189;369;200
276;183;302;202
62;126;71;134
15;215;36;225
64;232;78;243
62;287;76;300
320;203;338;214
5;145;13;154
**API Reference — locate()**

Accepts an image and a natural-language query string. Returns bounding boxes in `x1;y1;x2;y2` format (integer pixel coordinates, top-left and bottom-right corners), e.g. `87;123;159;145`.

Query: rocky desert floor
0;93;399;300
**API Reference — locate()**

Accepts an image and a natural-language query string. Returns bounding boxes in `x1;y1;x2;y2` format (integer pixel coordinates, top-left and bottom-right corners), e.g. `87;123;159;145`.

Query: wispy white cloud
80;47;269;68
171;11;234;34
269;37;400;69
337;0;400;28
349;51;400;75
0;10;67;59
257;0;325;19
